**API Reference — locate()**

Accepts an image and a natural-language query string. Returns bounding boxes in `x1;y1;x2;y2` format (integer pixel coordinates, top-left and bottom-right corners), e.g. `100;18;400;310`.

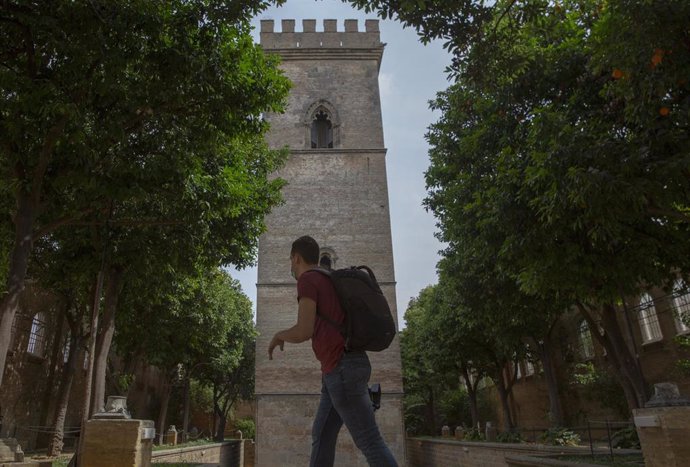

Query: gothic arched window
303;100;340;149
638;293;663;343
577;320;595;360
319;247;337;270
672;279;690;334
27;312;47;357
311;109;333;148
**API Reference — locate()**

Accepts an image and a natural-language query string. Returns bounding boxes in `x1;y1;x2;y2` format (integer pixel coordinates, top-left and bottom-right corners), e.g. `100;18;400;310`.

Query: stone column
633;382;690;467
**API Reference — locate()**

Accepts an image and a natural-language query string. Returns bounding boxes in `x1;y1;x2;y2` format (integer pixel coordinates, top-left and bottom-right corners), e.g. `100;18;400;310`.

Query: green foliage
437;387;495;430
114;373;135;396
402;391;429;436
463;427;485;441
190;379;214;415
116;268;247;371
571;363;630;419
539;427;582;446
234;418;256;440
497;430;524;444
674;335;690;376
438;388;470;429
611;426;640;450
380;0;690;413
0;0;290;388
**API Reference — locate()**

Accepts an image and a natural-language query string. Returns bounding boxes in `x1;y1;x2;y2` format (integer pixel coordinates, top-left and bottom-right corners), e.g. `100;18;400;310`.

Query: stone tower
254;19;405;466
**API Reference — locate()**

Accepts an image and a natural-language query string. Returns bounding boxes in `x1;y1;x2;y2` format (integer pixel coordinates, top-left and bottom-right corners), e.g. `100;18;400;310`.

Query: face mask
291;269;297;280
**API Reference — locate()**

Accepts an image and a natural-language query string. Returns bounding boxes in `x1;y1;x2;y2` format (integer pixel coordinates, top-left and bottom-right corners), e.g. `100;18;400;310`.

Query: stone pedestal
0;437;23;462
634;406;690;467
485;422;497;442
165;426;178;446
81;419;155;467
634;383;690;467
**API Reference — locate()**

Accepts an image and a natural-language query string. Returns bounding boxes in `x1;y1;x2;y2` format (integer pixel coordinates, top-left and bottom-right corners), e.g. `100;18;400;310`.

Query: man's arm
268;297;317;360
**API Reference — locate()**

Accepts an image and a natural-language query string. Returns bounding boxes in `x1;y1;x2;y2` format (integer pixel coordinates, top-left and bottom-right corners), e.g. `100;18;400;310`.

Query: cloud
379;72;394;99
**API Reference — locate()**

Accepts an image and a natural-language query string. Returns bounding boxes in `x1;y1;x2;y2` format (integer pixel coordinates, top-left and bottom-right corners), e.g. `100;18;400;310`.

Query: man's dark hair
291;236;320;264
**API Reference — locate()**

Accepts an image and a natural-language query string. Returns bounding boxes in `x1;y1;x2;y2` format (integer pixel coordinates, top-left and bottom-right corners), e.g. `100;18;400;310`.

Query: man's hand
268;334;285;360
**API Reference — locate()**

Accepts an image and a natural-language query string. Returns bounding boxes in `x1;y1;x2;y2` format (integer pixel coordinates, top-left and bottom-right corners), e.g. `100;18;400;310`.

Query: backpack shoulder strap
306;268;343;331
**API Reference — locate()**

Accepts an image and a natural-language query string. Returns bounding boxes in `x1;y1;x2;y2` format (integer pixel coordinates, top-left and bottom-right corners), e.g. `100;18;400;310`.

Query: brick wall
0;283;168;452
487;299;690;432
255;17;404;467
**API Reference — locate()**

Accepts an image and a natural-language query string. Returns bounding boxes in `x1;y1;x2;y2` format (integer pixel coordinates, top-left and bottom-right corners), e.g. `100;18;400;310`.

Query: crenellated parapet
260;19;382;50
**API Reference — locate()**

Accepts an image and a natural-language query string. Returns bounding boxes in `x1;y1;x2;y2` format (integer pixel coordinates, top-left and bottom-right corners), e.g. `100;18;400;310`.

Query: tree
419;0;690;412
115;267;246;440
0;0;289;385
185;272;255;441
401;286;453;435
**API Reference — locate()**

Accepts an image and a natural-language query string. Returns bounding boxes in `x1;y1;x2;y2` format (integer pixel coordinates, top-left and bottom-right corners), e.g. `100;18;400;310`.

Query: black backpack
313;266;397;352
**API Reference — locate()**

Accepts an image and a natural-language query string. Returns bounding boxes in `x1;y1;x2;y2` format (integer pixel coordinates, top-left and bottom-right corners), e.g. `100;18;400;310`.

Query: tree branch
647;206;690;224
32;115;69;205
492;0;519;35
32;206;101;240
68;219;185;227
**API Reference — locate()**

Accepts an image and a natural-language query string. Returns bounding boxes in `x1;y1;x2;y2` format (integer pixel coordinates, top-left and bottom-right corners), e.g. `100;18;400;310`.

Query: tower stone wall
255;19;405;466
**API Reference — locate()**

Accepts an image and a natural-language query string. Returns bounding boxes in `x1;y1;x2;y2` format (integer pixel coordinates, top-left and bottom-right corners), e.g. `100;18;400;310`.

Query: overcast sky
230;0;450;325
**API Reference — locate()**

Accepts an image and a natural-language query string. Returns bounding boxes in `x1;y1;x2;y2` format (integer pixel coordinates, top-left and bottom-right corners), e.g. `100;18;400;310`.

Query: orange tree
352;0;690;412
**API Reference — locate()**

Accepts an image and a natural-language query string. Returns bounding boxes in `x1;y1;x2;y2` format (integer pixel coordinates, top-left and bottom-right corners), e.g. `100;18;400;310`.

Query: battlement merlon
260;19;383;50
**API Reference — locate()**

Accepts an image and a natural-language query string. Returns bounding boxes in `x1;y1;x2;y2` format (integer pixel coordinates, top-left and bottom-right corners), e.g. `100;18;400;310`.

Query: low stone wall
406;437;639;467
152;440;243;466
506;454;635;467
243;440;255;467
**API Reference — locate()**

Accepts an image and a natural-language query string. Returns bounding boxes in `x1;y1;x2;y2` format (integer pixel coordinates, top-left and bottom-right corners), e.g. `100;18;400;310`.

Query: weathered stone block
81;419;154;467
634;406;690;467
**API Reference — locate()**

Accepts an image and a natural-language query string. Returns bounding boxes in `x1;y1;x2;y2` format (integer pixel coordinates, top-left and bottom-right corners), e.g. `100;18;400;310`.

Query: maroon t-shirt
297;270;345;374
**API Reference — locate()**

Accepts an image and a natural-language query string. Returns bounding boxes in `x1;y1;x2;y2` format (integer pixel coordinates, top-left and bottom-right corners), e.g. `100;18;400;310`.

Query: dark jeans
309;351;398;467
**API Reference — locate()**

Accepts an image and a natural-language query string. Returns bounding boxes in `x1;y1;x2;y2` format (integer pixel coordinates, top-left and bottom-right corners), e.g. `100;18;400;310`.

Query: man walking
268;235;398;467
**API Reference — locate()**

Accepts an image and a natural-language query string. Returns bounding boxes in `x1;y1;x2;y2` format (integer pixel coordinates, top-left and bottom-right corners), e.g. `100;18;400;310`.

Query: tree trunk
601;303;647;408
48;333;82;456
91;267;124;414
213;402;226;441
0;191;35;386
425;385;437;435
578;302;648;410
157;381;172;444
536;338;564;427
461;366;479;428
494;369;515;432
182;378;191;443
467;388;479;429
37;312;67;449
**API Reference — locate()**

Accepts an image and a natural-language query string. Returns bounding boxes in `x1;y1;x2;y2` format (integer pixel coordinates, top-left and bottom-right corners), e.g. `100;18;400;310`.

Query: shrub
463;427;485;441
611;426;640;449
497;430;523;443
539;427;581;446
234;417;255;440
571;363;630;419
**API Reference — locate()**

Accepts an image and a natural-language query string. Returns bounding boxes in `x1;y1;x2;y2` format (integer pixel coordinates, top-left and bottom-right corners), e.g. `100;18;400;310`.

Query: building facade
489;285;690;433
254;18;405;466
